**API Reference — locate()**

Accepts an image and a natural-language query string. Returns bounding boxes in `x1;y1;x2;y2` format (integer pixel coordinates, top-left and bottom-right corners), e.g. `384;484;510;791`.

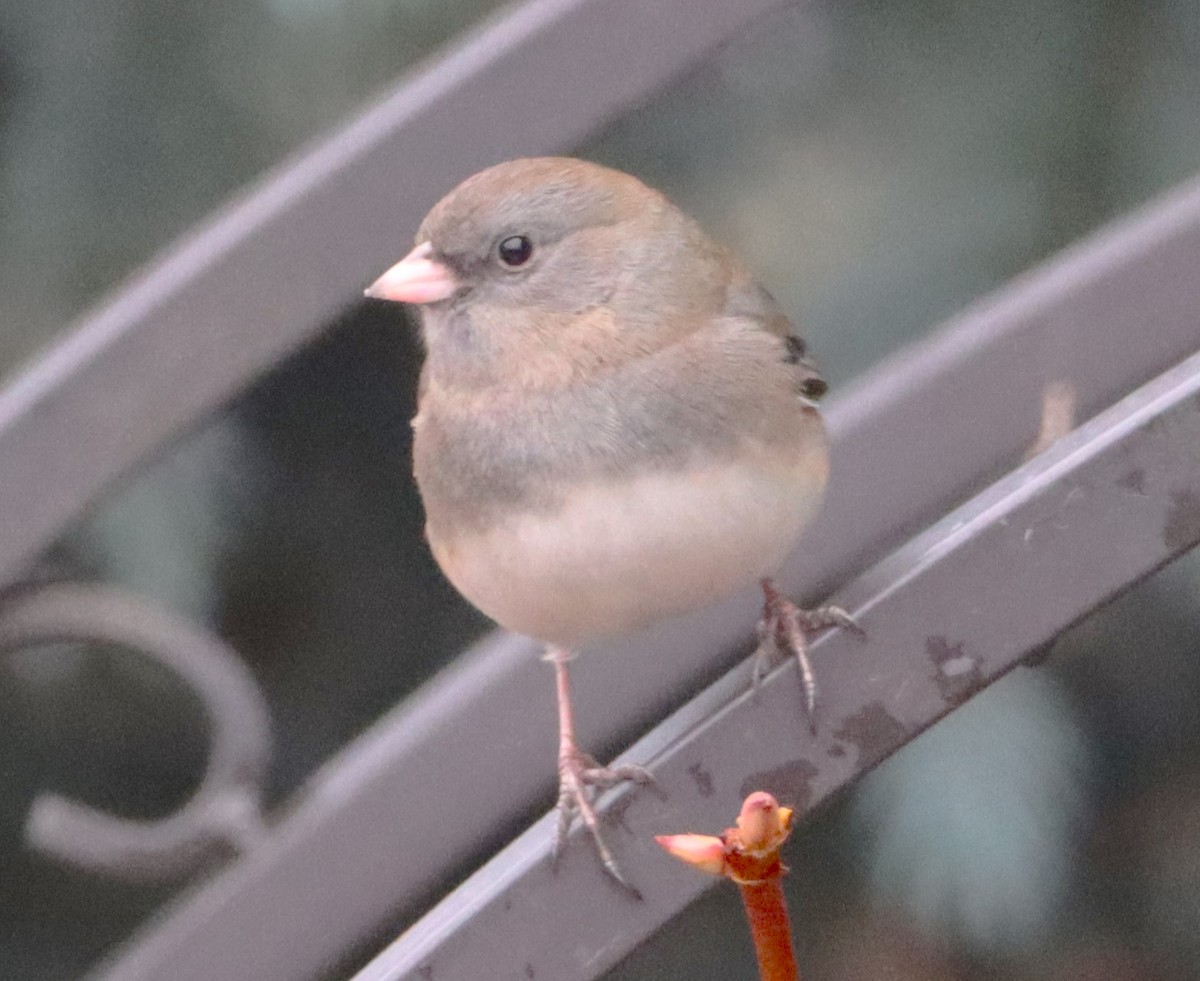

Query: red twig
738;874;797;981
657;791;800;981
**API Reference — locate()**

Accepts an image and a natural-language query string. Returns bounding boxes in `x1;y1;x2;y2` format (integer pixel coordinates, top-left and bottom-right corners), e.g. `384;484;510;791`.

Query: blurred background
2;0;1200;978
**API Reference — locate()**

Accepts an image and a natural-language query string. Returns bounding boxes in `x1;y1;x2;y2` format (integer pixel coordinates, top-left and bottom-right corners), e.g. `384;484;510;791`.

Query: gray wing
722;275;827;402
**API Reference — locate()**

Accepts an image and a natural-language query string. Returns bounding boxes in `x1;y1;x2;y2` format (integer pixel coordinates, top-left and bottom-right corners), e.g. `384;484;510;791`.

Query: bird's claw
752;579;864;729
552;748;652;895
793;603;864;637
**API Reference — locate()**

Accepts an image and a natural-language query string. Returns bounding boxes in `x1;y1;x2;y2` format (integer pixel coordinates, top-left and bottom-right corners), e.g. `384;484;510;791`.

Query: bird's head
366;157;728;391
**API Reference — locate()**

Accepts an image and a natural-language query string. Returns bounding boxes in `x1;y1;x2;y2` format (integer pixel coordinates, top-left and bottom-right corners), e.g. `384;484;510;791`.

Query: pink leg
544;644;652;892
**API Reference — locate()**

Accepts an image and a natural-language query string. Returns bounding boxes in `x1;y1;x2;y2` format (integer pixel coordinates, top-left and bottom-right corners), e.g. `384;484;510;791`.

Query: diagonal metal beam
354;344;1200;981
0;0;793;588
90;169;1200;981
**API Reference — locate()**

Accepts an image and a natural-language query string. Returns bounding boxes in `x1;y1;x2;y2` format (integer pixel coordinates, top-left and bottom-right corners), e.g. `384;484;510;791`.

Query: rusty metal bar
355;342;1200;981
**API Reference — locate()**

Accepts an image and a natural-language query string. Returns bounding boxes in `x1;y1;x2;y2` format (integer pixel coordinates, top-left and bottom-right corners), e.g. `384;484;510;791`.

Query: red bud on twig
656;791;800;981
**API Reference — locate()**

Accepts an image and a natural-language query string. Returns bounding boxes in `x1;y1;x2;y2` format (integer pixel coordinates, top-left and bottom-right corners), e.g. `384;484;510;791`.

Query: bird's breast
421;424;827;646
412;321;826;643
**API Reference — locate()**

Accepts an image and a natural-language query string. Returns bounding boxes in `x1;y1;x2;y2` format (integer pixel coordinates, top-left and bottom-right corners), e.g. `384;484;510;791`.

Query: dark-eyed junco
367;157;849;885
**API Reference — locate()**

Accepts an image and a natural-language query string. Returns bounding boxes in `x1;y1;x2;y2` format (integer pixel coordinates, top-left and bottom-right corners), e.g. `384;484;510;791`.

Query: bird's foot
554;745;653;895
752;578;864;729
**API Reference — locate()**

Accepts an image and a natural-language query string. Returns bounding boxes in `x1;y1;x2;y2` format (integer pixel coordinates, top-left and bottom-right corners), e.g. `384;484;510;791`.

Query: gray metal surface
0;0;792;588
89;169;1200;981
356;340;1200;981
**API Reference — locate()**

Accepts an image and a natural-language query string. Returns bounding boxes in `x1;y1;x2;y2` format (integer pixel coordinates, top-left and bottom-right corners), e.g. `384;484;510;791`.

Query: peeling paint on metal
927;635;985;704
1117;468;1147;496
686;761;714;798
833;702;909;770
1164;488;1200;552
739;758;818;811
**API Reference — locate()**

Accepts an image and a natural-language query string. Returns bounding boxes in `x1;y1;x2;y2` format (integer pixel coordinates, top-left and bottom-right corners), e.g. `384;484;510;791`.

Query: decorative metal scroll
0;582;272;880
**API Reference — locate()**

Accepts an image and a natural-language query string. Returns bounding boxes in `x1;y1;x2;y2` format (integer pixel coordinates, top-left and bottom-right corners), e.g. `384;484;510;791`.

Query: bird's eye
497;235;534;268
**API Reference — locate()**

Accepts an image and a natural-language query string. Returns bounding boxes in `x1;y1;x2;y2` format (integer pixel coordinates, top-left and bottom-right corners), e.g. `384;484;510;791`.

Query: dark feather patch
784;335;807;362
785;335;827;400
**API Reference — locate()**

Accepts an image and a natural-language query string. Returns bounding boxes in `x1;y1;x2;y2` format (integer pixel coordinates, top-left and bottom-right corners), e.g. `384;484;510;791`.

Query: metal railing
0;0;1197;979
359;321;1200;981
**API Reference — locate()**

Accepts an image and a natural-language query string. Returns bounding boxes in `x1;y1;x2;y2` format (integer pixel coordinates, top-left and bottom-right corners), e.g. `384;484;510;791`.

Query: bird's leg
752;579;863;728
544;644;653;892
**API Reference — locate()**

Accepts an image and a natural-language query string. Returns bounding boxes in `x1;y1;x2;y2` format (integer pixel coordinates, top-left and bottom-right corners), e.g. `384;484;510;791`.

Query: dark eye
497;235;533;268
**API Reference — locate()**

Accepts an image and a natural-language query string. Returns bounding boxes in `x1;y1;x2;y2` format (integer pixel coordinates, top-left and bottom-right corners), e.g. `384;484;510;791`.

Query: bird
365;157;852;887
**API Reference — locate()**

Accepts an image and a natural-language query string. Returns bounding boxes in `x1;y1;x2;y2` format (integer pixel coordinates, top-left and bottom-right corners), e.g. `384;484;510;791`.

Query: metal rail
0;0;1193;977
0;584;271;878
356;337;1200;981
89;167;1200;980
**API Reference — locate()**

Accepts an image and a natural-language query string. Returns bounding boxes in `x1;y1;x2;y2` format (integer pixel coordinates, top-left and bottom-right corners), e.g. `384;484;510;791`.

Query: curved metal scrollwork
0;582;272;880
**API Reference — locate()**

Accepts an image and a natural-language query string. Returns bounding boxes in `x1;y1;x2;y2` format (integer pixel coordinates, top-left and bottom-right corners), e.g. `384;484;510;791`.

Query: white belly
427;441;828;646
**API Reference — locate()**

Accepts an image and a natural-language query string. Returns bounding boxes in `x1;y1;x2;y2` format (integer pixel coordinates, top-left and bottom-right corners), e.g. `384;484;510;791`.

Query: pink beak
364;241;458;304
